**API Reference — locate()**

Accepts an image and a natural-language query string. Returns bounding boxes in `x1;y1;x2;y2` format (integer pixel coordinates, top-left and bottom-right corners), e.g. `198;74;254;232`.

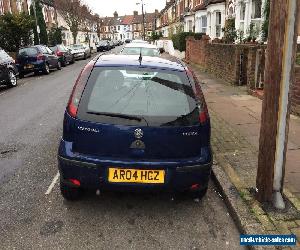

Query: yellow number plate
108;168;165;184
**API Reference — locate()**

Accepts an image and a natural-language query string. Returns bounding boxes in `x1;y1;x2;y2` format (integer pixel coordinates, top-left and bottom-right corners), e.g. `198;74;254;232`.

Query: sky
83;0;166;17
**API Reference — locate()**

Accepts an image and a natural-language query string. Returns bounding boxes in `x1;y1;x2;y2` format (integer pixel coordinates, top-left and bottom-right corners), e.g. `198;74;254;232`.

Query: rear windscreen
77;67;198;126
18;48;38;56
121;47;159;57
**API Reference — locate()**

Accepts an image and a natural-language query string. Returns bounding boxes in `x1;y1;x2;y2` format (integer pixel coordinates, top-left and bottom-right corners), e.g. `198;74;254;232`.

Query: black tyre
84;53;87;60
61;59;67;67
19;72;24;79
190;186;208;200
43;63;50;75
57;61;62;70
7;70;17;87
60;180;81;201
70;57;75;64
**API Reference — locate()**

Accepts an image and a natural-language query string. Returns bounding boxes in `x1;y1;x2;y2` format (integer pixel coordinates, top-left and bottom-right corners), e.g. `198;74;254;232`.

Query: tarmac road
0;46;245;250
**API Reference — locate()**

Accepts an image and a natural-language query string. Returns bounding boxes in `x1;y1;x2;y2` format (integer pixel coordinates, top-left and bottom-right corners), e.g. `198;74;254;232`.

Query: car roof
125;43;158;49
95;54;185;71
132;40;148;43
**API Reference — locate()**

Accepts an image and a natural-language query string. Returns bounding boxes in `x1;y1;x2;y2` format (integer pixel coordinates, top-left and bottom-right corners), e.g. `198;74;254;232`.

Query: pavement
186;62;300;248
0;47;245;249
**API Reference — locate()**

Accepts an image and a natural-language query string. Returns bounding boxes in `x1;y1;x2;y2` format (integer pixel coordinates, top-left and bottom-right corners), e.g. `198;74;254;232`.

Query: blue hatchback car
58;54;212;200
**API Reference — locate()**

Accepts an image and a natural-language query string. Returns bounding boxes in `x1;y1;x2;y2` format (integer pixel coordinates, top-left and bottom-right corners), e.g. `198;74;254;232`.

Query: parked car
96;40;111;52
125;39;131;43
49;44;75;66
58;54;212;201
16;45;61;77
0;49;18;87
112;40;119;46
108;40;115;49
132;39;148;44
69;44;91;60
120;43;160;57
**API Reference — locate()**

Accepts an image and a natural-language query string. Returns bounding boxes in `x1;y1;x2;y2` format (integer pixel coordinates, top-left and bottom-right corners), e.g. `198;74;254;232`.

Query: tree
48;27;62;45
54;0;85;44
80;4;93;47
0;12;34;52
94;14;102;40
261;0;270;42
222;18;237;43
30;0;48;45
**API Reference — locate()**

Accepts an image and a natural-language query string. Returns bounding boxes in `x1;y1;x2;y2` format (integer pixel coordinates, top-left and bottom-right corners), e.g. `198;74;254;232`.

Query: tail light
56;51;63;56
186;67;209;125
69;179;81;186
199;105;209;124
67;60;94;117
37;53;45;60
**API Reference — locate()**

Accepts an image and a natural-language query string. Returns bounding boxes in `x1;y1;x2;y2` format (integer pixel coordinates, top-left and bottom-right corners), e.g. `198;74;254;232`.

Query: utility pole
137;0;146;40
32;0;40;44
141;1;146;40
256;0;299;209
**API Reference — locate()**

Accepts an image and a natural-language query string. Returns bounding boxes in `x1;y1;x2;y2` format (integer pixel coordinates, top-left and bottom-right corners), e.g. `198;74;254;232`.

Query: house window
207;12;211;34
215;11;221;37
240;3;246;20
118;26;120;30
201;16;207;33
251;0;262;19
188;20;193;32
0;0;4;15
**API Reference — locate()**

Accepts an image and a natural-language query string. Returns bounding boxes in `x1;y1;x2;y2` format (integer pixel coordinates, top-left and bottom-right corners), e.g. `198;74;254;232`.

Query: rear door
43;46;57;68
72;66;210;160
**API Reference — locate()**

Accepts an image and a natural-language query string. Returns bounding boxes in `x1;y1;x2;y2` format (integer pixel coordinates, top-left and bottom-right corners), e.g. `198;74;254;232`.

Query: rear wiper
87;111;142;122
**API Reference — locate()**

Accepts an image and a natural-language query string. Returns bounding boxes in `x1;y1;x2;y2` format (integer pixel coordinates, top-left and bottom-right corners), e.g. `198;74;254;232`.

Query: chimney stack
133;11;138;16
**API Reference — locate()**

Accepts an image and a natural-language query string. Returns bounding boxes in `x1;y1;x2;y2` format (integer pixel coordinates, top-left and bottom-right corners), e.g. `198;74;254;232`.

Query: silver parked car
68;44;91;60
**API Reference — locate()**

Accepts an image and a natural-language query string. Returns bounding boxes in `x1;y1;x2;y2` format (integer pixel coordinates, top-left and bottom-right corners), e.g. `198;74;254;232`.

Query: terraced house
0;0;29;14
100;10;157;41
155;0;226;38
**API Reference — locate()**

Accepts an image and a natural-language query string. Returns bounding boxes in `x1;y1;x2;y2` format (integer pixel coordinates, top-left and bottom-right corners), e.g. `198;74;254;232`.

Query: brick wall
291;66;300;116
185;37;265;86
185;37;300;116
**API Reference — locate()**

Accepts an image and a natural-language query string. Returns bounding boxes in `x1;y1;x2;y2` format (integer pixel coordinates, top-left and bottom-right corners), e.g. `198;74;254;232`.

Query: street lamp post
136;0;146;40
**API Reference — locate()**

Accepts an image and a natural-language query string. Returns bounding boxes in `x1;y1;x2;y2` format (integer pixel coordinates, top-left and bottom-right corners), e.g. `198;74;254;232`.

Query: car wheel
61;59;66;67
84;53;87;60
60;180;81;201
57;61;62;70
19;72;24;79
70;57;75;64
43;63;50;75
190;186;208;200
7;70;17;87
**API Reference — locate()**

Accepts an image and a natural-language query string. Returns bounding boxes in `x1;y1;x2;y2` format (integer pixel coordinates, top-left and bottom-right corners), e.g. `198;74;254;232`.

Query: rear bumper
17;62;44;73
73;53;85;59
58;140;212;192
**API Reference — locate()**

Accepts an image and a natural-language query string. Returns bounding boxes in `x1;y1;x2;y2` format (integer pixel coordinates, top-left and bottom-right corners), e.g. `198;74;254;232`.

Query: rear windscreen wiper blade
87;111;142;122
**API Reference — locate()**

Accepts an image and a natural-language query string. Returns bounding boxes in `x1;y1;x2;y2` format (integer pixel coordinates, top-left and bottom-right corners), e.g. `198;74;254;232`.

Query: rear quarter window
77;67;198;127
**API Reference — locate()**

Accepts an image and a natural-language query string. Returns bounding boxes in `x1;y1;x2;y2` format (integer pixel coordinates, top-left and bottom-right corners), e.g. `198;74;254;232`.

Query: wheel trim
9;71;17;86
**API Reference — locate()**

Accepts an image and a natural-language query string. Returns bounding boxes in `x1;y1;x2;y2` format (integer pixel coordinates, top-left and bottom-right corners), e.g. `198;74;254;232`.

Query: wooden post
256;0;299;207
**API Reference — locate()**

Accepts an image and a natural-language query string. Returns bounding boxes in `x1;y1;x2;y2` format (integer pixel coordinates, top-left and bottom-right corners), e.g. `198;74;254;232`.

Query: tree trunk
72;32;77;44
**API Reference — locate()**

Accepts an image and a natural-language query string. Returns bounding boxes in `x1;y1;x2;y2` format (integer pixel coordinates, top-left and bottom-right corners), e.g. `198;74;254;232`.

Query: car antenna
138;48;142;64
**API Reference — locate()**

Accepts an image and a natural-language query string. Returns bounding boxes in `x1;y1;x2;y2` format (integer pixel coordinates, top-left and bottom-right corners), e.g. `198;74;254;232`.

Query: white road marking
45;172;60;195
